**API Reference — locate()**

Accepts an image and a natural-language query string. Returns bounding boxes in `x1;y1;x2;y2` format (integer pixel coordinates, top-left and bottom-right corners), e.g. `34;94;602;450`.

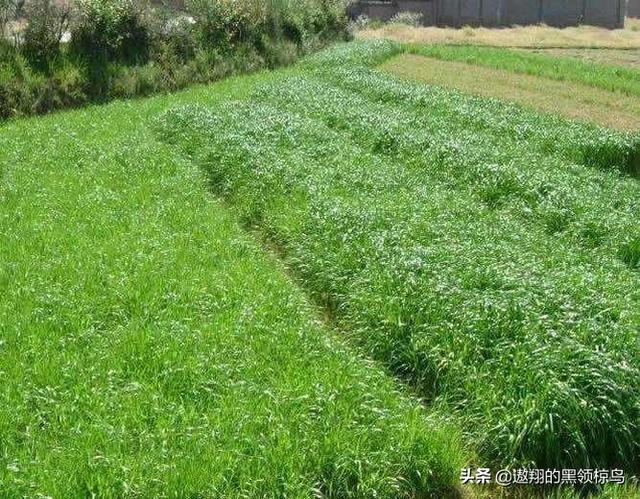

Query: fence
349;0;625;29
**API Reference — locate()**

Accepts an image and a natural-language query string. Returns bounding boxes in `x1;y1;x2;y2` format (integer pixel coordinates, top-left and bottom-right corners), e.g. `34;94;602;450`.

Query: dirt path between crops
381;53;640;131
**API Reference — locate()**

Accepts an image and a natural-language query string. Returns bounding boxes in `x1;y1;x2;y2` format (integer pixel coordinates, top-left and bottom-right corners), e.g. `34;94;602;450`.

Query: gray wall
350;0;624;28
629;0;640;18
480;0;504;25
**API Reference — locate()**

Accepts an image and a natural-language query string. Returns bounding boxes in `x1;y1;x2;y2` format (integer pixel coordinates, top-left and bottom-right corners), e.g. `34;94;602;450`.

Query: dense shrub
153;13;198;63
70;0;150;65
0;0;351;118
0;53;86;118
109;61;161;98
187;0;248;51
67;0;151;97
0;54;34;117
187;0;349;51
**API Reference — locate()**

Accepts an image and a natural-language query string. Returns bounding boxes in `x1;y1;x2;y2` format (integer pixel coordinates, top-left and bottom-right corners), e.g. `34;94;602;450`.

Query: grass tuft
619;236;640;269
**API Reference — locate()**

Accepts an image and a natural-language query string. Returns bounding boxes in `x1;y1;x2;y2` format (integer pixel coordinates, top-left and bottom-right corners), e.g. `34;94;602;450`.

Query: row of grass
155;41;640;472
0;64;466;497
411;44;640;97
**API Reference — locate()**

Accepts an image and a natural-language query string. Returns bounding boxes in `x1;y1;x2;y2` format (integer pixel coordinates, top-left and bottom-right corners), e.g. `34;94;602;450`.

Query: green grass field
2;39;640;497
156;40;640;470
411;44;640;97
0;60;464;498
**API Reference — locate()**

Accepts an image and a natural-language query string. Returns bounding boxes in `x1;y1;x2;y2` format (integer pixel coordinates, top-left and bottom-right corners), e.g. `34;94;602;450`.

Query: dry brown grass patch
359;20;640;49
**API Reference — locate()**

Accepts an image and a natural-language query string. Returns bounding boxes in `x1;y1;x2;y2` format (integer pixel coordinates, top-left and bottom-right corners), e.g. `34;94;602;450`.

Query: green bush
0;54;34;117
110;62;161;98
187;0;253;51
70;0;150;65
68;0;150;98
153;14;198;63
0;0;351;119
259;37;299;68
0;54;87;118
307;0;350;38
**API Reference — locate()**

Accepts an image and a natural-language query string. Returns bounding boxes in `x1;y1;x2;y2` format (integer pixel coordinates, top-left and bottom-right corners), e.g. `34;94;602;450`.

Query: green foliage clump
68;0;150;97
21;0;71;69
0;0;352;118
0;53;85;118
188;0;256;51
70;0;150;65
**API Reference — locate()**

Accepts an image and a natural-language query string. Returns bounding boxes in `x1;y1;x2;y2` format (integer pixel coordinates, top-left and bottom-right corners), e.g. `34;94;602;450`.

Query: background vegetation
0;0;351;119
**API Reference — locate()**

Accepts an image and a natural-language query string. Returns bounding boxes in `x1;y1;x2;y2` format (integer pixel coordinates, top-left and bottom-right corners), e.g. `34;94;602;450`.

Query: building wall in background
349;0;625;29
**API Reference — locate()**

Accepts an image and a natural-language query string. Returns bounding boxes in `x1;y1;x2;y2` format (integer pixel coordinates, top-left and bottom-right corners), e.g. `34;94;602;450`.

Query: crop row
254;68;640;271
0;62;464;497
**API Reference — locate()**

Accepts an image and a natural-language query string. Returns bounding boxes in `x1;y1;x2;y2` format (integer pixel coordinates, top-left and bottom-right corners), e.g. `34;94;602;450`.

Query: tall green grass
156;41;640;471
0;63;464;498
412;44;640;97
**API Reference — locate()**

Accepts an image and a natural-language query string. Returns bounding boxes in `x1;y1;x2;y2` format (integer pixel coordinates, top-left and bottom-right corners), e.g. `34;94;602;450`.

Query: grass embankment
0;59;465;497
157;40;640;473
357;21;640;49
381;53;640;130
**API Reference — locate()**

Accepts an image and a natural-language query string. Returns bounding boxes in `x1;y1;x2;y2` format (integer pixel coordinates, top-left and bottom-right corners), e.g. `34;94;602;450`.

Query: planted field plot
2;39;640;497
381;54;640;130
409;45;640;97
156;41;640;474
0;68;463;497
526;48;640;70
